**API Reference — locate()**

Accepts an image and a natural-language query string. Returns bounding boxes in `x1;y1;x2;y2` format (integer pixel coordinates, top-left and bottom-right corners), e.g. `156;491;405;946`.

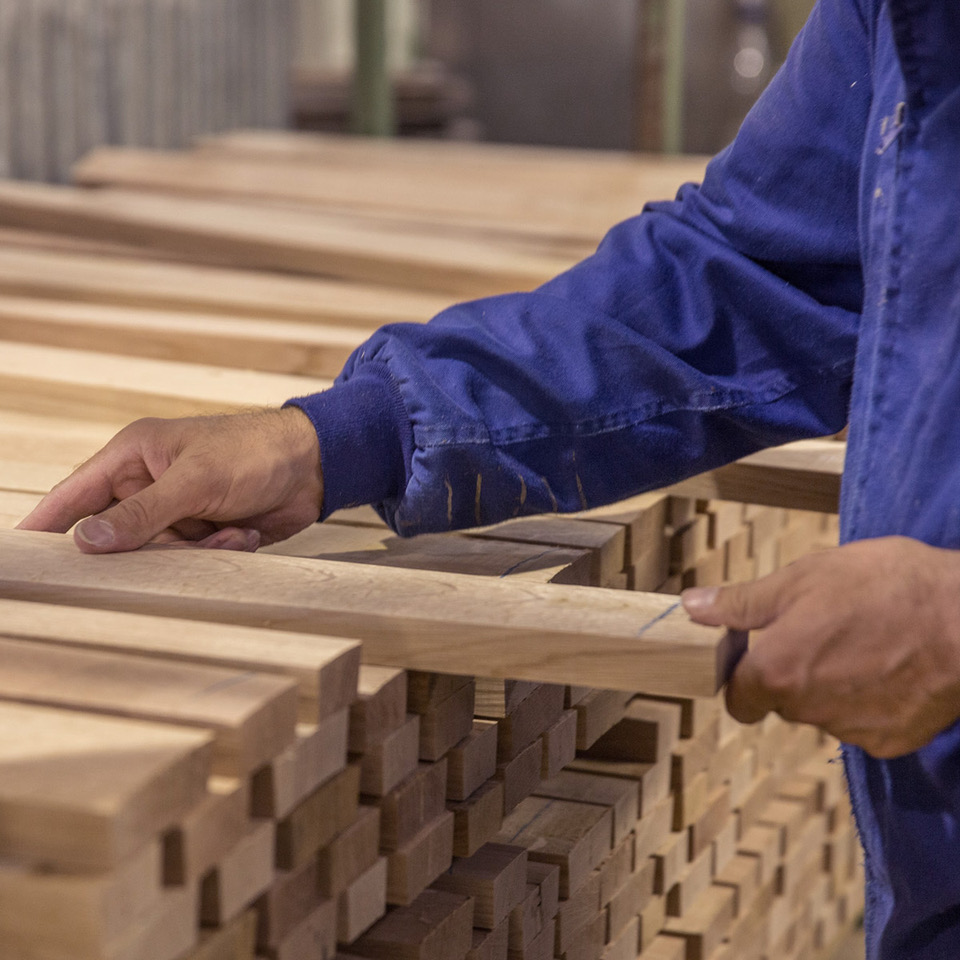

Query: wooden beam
0;636;299;776
0;529;745;697
0;180;568;296
0;699;212;870
262;523;594;586
0;244;449;328
666;440;844;514
72;144;706;249
0;341;327;421
0;597;360;721
0;296;364;379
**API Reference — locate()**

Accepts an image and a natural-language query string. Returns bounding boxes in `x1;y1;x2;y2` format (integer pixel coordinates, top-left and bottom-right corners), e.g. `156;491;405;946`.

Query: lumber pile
0;132;858;960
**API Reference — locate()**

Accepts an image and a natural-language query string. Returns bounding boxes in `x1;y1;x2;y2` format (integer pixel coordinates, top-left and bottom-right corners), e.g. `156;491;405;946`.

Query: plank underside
0;530;745;698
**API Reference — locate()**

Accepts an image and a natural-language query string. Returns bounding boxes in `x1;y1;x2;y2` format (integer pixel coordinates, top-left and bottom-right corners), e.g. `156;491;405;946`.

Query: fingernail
244;529;261;551
76;517;115;547
204;529;238;550
681;585;720;613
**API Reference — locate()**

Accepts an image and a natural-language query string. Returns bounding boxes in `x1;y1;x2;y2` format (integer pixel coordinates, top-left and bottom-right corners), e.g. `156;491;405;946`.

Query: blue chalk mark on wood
636;601;681;637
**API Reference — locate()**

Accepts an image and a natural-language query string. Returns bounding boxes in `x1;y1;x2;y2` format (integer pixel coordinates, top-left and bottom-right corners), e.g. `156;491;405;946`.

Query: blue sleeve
287;0;872;536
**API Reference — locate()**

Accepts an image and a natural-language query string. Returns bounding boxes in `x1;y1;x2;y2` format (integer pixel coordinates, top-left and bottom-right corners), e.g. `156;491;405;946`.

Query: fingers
681;568;790;629
17;459;125;534
197;527;261;551
725;651;779;724
73;464;201;553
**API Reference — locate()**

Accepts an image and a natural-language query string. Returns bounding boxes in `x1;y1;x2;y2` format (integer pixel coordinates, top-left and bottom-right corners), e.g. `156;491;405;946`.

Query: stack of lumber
0;131;859;960
0;0;293;183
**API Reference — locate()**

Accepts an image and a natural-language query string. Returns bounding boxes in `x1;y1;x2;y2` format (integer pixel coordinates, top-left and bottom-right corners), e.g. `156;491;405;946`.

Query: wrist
277;406;325;518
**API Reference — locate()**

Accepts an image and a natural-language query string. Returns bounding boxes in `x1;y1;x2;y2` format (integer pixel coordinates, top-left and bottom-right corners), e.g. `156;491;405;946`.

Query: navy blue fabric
288;1;960;953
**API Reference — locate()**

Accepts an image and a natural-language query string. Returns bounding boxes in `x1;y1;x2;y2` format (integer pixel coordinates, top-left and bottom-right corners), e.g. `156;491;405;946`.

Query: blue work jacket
289;0;960;953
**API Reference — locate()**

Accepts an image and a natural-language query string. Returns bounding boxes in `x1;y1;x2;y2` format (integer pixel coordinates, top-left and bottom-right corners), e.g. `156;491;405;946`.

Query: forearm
288;0;870;535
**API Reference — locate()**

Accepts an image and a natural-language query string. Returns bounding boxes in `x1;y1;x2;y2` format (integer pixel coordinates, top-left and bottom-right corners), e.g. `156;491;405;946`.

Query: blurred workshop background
0;0;817;182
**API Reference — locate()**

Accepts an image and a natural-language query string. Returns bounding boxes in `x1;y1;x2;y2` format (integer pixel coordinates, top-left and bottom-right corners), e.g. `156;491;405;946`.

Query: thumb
681;572;786;630
74;467;199;553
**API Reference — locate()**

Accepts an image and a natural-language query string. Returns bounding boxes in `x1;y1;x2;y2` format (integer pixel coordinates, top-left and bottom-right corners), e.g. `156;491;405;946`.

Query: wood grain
0;596;360;720
0;529;746;697
0;244;449;327
0;180;568;296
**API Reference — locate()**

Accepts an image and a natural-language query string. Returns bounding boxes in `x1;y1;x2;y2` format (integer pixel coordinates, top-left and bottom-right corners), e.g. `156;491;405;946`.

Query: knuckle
755;655;804;699
724;587;753;622
117;495;153;531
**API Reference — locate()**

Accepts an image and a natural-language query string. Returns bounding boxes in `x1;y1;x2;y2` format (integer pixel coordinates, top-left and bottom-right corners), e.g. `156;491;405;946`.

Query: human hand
682;536;960;757
17;407;324;554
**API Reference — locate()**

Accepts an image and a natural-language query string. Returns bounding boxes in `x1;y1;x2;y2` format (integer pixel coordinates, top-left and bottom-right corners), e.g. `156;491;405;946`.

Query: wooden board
0;180;569;297
0;637;298;775
0;341;327;421
0;700;211;870
196;130;709;241
0;529;746;697
0;295;364;378
263;522;593;586
0;597;360;720
0;244;450;327
467;517;627;586
667;440;844;514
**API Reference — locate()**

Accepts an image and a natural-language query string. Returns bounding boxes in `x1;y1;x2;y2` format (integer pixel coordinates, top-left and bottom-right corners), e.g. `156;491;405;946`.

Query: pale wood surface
0;636;298;776
73;144;708;248
0;244;450;327
0;180;569;296
667;439;844;514
0;341;328;421
0;699;212;870
0;529;744;697
0;597;360;720
0;295;364;378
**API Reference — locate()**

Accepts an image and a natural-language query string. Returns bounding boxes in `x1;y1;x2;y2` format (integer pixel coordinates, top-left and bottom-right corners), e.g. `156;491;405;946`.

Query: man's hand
682;536;960;758
17;408;324;554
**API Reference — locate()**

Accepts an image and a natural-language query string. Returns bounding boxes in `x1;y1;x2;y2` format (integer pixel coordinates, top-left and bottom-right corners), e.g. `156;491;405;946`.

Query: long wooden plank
0;842;197;960
261;522;594;586
667;440;844;514
0;180;569;296
0;637;298;775
0;341;328;421
0;597;360;720
0;244;449;327
72;145;703;247
0;699;212;870
0;529;745;697
0;296;364;378
197;130;708;200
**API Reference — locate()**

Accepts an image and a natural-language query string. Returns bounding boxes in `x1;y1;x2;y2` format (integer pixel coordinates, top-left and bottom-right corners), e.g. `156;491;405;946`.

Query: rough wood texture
0;530;745;698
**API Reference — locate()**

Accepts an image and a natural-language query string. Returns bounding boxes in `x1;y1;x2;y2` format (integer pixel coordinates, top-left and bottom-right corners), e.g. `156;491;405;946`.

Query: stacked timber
0;0;293;183
0;132;858;960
